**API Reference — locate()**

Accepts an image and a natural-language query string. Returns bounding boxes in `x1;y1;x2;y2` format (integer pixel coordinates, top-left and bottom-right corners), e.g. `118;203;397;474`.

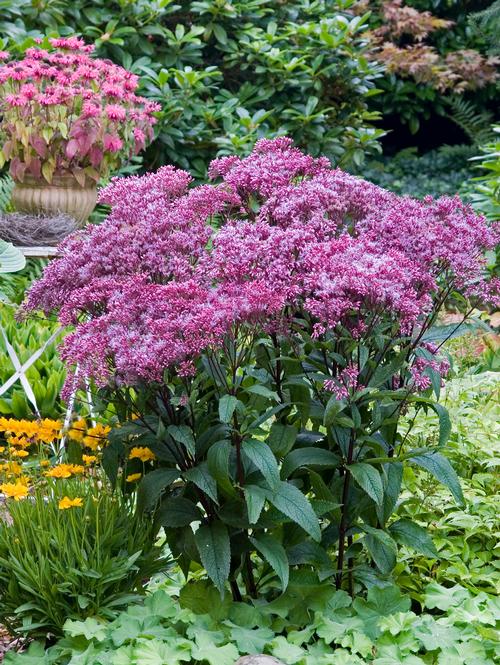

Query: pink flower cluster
0;37;158;183
25;138;499;392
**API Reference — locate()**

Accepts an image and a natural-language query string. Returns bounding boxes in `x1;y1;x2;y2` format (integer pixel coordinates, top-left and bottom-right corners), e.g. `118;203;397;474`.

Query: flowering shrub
26;139;499;596
0;37;158;185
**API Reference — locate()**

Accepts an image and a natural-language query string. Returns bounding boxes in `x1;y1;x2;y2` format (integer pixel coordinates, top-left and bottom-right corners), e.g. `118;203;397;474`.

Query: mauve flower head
25;139;498;389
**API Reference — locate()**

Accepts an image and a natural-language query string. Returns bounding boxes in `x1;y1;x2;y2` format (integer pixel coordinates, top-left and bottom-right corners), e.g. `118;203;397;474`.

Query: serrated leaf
362;525;397;574
218;395;238;423
410;452;464;505
266;481;321;541
156;496;202;528
244;484;267;524
267;423;297;456
281;447;339;479
349;463;384;505
389;519;438;558
250;533;289;590
194;522;230;596
185;462;218;504
137;468;179;512
242;438;280;489
168;425;195;456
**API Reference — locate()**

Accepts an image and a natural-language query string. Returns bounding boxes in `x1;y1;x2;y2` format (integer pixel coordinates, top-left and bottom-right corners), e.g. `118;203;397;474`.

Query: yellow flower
82;454;97;465
39;459;50;467
83;423;111;451
129;446;156;463
0;482;28;501
1;461;22;476
0;446;4;454
126;473;142;483
11;449;29;458
6;436;30;448
68;418;87;442
45;463;85;479
58;496;83;510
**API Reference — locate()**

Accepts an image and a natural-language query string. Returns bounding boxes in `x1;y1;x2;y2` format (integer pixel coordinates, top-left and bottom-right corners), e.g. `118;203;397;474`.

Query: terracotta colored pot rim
14;174;97;189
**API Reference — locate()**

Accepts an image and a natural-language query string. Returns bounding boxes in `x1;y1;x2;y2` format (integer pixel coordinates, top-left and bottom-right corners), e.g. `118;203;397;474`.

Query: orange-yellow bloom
11;449;29;458
82;454;97;465
126;473;142;483
68;418;87;442
45;463;85;479
0;461;22;476
0;482;28;500
83;423;111;450
58;496;83;510
129;446;156;463
39;459;50;467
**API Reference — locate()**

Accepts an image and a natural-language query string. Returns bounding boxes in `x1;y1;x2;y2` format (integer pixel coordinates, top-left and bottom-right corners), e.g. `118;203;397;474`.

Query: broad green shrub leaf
242;438;280;489
156;497;202;528
225;623;275;654
0;240;25;273
250;533;289;590
133;637;192;665
266;481;321;541
179;580;232;619
362;526;397;574
207;439;233;493
137;468;179;512
194;522;231;595
323;396;346;427
191;633;239;665
389;519;438;558
281;448;339;479
381;462;403;524
410;452;464;504
424;582;470;611
349;463;384;505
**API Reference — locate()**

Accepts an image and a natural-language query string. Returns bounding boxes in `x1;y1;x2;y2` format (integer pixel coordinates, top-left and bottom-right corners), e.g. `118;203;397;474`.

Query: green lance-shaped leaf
362;525;397;574
410;452;464;505
218;395;239;423
250;533;289;591
156;497;202;528
266;481;321;541
168;425;195;457
244;485;267;524
242;438;280;489
194;521;231;595
281;447;340;479
389;519;438;558
185;462;218;504
349;462;384;506
137;468;179;512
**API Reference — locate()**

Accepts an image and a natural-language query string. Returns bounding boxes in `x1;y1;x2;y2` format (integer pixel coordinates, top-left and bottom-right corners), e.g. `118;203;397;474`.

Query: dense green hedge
0;0;384;176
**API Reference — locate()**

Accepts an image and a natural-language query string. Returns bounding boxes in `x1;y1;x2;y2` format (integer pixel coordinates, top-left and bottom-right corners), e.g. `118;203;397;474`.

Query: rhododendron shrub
0;37;158;185
26;139;499;596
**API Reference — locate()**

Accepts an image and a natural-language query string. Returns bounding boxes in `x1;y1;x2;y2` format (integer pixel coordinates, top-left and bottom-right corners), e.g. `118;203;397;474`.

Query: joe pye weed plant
25;138;499;598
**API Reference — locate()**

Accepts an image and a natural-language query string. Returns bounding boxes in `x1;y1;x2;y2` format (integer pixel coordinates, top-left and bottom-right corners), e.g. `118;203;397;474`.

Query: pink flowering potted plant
0;37;159;225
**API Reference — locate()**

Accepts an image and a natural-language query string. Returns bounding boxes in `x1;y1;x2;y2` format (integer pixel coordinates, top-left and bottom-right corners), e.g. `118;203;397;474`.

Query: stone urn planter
11;174;97;227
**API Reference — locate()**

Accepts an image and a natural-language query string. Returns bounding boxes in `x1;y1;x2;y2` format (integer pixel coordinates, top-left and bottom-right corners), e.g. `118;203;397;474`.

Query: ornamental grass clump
25;139;499;598
0;36;158;185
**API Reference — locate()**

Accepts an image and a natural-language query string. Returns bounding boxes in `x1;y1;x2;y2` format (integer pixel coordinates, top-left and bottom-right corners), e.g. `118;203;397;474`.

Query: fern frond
444;96;494;146
469;0;500;55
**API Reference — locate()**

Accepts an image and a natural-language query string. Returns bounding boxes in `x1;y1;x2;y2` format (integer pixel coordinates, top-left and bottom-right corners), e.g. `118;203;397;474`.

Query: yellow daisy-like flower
68;418;87;443
11;449;29;458
83;423;111;451
1;461;22;476
82;454;97;465
58;496;83;510
126;473;142;483
0;482;28;501
45;463;85;479
129;446;156;463
0;446;5;454
39;459;50;468
6;436;30;448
